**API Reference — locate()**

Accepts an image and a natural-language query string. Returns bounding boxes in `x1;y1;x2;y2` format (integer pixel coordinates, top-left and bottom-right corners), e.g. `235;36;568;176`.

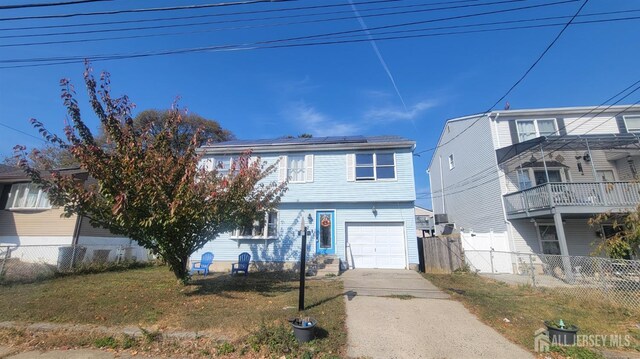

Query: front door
316;211;335;255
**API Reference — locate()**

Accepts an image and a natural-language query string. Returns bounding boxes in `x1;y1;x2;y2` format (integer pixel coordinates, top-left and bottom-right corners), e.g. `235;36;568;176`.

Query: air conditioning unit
434;214;449;224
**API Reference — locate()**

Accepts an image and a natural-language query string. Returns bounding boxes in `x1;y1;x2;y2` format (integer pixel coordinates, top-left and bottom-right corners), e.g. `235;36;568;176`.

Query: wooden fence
422;236;465;274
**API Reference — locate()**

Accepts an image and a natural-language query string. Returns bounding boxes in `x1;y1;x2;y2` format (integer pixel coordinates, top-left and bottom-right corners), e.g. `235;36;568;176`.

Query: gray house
428;105;640;264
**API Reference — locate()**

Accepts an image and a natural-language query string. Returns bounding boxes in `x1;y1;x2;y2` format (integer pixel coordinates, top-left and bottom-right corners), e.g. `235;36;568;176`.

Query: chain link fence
464;249;640;310
0;244;152;284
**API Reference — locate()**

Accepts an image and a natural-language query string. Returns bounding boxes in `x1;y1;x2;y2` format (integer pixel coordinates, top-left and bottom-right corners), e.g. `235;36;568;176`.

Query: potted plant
544;319;579;346
289;316;317;343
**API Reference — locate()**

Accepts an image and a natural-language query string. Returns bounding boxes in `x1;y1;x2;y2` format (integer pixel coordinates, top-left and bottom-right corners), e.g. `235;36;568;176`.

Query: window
198;156;234;174
623;115;640;133
596;170;615;182
516;119;557;142
5;183;51;209
354;153;396;181
287;155;306;183
232;211;278;238
516;169;532;190
279;155;313;183
538;225;561;255
448;154;455;170
533;169;562;185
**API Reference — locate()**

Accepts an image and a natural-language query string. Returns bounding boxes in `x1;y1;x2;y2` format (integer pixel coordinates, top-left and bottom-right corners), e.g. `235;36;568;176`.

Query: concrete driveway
342;269;533;359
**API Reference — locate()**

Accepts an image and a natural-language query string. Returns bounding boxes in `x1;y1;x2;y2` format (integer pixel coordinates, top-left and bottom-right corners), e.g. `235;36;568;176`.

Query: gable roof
200;135;415;154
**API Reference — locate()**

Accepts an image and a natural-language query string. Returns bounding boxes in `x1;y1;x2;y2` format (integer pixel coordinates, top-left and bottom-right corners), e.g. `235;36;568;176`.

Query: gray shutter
508;121;519;144
556;118;567;136
616;116;628;134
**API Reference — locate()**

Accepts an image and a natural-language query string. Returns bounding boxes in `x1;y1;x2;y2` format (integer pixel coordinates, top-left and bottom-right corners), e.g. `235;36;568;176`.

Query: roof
200;135;415;153
0;166;86;184
495;133;640;164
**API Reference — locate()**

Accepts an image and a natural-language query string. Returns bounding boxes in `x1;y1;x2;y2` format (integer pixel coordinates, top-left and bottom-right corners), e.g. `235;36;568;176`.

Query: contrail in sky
348;0;408;112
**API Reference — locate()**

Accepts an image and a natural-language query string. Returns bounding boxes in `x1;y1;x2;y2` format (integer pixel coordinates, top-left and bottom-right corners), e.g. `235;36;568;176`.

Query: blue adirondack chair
190;252;214;276
232;252;251;276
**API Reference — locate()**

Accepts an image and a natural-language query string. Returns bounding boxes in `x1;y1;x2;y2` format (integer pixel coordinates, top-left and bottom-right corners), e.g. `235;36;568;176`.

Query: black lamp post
298;217;307;311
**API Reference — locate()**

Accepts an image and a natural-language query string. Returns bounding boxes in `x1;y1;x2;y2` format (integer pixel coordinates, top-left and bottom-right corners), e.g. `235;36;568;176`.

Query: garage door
346;222;406;269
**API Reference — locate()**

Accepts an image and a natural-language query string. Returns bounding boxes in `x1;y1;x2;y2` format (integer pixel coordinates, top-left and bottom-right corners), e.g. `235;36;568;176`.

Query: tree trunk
165;253;190;285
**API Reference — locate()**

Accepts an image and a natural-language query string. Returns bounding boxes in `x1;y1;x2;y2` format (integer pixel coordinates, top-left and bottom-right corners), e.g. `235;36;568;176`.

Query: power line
0;0;477;32
3;14;637;69
0;0;297;22
0;0;112;10
0;0;580;66
413;0;589;157
2;0;591;48
0;122;47;143
0;0;528;39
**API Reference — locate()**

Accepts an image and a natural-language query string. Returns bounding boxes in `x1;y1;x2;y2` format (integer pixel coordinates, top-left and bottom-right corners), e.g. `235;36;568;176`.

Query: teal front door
316;211;335;255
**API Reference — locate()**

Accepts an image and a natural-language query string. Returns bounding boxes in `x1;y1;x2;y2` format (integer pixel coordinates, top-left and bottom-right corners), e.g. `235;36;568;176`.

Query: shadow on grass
186;271;298;297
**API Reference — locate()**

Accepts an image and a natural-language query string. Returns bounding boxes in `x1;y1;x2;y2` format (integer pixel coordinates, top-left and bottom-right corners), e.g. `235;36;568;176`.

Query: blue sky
0;0;639;208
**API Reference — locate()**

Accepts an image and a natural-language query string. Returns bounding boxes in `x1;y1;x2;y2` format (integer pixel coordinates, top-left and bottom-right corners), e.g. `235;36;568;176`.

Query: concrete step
310;255;340;277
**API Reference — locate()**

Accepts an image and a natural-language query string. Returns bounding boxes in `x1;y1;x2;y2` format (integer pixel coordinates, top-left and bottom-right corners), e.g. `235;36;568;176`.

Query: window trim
623;115;640;133
354;152;396;181
286;154;306;184
229;210;279;239
5;183;52;210
515;118;558;142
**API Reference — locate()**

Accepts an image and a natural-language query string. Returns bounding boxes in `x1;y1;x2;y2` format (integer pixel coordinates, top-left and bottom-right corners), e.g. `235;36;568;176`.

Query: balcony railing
504;182;640;215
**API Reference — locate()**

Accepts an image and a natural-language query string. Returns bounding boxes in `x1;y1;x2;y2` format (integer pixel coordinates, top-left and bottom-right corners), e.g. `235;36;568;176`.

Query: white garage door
346;222;406;269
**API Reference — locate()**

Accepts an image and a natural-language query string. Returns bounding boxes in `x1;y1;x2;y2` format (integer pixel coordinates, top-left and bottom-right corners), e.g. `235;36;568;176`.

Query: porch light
307;213;313;224
583;153;591;162
372;205;378;216
529;155;537;163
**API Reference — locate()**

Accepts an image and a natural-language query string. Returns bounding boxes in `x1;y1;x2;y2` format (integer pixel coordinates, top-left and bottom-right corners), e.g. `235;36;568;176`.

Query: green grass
0;266;347;357
424;273;640;357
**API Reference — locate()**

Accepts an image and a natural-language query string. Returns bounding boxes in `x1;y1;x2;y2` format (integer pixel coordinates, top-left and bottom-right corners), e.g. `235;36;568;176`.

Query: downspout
438;155;446;214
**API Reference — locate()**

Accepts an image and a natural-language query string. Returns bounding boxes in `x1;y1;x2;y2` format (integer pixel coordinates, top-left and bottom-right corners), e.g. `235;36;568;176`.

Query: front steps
310;255;340;277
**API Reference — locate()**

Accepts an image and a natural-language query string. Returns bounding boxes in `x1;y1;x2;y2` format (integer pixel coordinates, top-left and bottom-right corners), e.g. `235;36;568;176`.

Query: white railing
504;182;640;214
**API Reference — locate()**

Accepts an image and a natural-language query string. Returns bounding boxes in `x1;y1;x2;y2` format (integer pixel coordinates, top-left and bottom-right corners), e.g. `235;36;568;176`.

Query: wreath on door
321;215;331;227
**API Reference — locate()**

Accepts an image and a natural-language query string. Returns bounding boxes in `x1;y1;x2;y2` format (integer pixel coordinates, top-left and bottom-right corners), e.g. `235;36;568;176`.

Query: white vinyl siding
5;183;51;210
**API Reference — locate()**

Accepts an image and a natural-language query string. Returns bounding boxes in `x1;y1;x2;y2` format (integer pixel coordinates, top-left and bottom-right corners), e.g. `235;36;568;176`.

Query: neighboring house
428;105;640;267
195;135;418;271
414;205;434;237
0;166;147;265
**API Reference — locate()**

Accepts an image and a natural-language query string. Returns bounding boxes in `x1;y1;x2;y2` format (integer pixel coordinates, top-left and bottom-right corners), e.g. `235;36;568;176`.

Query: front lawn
424;272;640;358
0;266;346;357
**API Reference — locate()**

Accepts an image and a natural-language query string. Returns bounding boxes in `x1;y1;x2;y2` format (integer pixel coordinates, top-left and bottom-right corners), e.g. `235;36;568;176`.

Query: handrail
504;181;640;214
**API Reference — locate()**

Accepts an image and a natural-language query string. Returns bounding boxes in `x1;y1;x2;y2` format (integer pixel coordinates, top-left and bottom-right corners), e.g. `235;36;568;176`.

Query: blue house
193;135;418;272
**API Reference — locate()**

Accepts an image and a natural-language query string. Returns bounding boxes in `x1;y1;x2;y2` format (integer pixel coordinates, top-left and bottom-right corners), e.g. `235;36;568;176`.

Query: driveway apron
342;269;533;359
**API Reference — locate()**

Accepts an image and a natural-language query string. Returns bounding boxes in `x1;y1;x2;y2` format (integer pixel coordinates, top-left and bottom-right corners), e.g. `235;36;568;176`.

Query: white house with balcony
428;105;640;272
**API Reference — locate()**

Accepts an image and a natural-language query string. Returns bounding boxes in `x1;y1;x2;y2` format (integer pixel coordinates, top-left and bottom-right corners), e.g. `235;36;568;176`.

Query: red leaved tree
16;64;286;283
